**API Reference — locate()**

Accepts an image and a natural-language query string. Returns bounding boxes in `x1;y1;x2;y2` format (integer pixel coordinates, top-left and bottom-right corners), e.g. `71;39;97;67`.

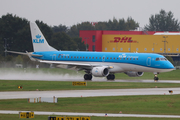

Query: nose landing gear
154;74;159;82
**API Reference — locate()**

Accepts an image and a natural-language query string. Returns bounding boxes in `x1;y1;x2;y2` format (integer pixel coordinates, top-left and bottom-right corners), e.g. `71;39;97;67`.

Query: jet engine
124;71;144;77
91;67;109;77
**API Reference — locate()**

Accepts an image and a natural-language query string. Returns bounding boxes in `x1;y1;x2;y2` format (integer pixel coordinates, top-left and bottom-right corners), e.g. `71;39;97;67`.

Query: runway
0;88;180;100
1;77;180;84
0;70;179;83
1;79;180;118
1;110;180;118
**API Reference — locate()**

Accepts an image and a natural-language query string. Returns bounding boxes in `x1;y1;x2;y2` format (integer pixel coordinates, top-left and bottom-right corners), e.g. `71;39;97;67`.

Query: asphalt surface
2;77;180;83
1;110;180;118
0;88;179;100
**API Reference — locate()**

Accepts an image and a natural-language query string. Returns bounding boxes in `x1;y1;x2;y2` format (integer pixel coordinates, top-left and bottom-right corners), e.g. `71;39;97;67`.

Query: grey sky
0;0;180;27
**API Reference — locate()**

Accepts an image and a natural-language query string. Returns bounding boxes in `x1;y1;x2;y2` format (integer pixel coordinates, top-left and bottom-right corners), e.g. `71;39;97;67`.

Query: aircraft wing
39;60;109;70
40;60;99;67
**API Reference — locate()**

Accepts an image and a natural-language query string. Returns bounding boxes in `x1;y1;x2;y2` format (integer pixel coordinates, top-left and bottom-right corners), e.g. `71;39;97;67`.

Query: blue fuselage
32;51;174;72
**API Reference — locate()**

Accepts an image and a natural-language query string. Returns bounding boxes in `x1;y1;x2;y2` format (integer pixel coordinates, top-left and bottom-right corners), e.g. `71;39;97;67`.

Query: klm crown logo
33;34;44;43
36;34;41;39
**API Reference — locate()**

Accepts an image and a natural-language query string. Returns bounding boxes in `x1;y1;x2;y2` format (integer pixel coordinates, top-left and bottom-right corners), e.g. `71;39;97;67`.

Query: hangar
79;30;180;61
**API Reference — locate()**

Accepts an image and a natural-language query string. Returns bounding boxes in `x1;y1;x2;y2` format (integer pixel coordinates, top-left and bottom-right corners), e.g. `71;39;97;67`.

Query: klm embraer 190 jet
7;22;175;81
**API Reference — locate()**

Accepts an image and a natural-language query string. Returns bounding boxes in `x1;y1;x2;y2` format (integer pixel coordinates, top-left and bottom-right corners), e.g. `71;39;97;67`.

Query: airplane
7;22;175;81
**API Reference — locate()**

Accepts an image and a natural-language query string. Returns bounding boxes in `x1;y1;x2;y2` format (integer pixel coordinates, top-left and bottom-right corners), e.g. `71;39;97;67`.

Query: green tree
0;14;31;54
52;24;68;33
145;9;180;31
50;32;77;51
15;55;23;64
72;37;86;51
68;22;95;37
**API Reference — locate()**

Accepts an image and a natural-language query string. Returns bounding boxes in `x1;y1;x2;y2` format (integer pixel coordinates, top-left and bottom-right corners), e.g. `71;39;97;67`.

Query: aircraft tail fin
30;22;57;52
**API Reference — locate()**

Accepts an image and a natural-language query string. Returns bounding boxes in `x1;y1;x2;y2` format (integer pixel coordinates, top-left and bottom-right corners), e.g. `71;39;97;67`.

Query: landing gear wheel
84;74;92;80
154;74;159;82
107;74;115;80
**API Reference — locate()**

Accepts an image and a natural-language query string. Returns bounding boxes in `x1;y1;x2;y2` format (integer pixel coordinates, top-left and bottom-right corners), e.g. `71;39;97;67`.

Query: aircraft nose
165;61;175;69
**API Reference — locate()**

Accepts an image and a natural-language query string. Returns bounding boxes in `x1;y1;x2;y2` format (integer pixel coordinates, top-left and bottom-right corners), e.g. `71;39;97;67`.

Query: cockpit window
156;58;160;61
156;57;167;61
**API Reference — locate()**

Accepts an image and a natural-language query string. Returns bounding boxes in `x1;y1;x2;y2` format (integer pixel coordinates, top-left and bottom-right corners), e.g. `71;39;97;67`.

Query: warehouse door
147;57;151;66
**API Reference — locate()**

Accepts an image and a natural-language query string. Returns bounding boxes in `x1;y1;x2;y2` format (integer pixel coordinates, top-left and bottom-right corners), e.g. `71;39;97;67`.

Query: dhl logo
110;37;138;43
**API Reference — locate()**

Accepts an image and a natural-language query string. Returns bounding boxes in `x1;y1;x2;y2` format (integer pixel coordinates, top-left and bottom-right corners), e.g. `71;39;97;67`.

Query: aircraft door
102;55;106;62
147;57;151;66
52;54;56;61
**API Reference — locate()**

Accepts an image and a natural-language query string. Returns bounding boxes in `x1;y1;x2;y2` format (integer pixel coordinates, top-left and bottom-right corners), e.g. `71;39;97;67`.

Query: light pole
84;37;89;51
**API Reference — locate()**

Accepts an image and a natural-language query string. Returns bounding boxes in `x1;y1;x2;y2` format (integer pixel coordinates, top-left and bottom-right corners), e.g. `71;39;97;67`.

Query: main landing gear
84;74;92;80
106;74;115;80
154;74;159;82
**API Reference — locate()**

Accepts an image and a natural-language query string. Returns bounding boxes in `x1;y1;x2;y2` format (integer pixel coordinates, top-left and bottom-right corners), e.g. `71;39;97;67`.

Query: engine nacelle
124;71;144;77
91;67;109;77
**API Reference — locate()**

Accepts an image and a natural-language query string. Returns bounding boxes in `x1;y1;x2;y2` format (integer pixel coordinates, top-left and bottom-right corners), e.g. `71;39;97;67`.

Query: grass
0;95;180;115
0;80;180;91
0;114;179;120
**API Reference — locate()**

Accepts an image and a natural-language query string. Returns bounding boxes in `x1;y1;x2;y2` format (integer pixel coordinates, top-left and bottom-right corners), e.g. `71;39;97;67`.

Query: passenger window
137;58;138;60
71;56;73;58
130;58;132;60
120;58;122;60
89;57;91;59
99;57;101;59
68;56;69;58
110;57;112;59
123;58;125;60
114;58;115;59
65;56;66;58
86;57;87;59
96;57;97;59
61;56;63;58
107;57;108;59
74;56;76;58
83;57;84;59
77;57;78;58
92;57;94;59
80;57;82;58
117;58;118;60
133;58;135;60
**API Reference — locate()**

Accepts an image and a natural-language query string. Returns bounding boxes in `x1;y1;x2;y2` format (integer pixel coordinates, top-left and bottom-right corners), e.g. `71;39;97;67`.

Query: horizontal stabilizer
6;51;43;57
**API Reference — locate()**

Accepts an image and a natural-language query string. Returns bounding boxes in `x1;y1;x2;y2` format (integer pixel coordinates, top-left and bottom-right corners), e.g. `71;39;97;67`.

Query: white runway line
0;110;180;118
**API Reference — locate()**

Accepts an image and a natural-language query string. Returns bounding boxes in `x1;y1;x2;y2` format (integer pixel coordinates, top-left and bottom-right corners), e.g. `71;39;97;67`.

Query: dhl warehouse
80;31;180;61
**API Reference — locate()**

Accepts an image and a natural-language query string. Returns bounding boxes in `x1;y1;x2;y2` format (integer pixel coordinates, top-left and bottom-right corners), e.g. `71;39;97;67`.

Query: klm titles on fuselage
33;34;44;43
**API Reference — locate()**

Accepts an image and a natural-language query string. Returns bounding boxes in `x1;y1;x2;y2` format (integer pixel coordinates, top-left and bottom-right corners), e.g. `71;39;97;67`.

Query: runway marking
0;110;180;118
